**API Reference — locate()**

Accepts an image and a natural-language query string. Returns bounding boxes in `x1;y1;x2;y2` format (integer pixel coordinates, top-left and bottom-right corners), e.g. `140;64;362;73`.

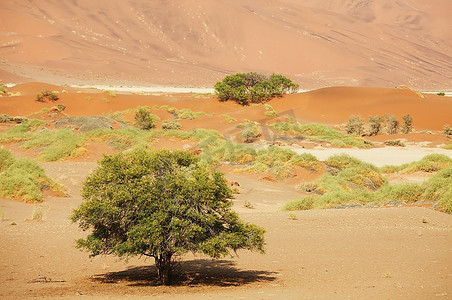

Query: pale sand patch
291;146;452;167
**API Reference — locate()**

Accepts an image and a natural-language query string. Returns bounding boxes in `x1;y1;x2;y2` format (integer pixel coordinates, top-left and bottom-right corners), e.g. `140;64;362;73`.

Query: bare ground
1;161;451;299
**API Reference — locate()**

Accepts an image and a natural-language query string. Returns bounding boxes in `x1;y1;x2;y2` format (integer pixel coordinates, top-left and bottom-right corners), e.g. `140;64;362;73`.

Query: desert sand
1;0;452;298
1;0;452;89
0;83;451;299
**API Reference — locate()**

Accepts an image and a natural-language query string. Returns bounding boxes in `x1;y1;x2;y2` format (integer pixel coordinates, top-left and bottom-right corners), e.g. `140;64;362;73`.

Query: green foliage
368;115;384;136
264;104;277;118
270;122;371;148
0;119;44;142
222;114;237;123
162;121;182;130
214;72;298;105
0;84;7;94
345;115;365;135
134;106;160;130
436;92;445;96
423;168;452;213
36;90;59;102
377;184;424;203
71;149;265;285
22;129;84;161
401;114;413;134
240;122;261;143
0;148;62;202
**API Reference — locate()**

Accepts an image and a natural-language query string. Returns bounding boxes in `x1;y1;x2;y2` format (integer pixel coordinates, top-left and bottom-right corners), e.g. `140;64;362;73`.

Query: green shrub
134;106;159;130
377;184;424;203
240;122;261;143
36;90;59;102
0;147;15;171
222;115;237;123
270;122;371;148
264;104;277;118
21;129;84;161
437;92;445;96
404;154;452;173
0;119;44;142
422;168;452;213
214;72;298;105
0;150;62;202
283;196;316;211
162;121;182;130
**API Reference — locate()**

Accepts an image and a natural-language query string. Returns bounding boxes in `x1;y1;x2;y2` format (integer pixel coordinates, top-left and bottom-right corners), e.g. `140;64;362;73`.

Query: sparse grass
271;122;371;148
21;129;84;161
239;122;261;143
0;148;63;202
284;155;452;213
222;114;237;123
0;119;44;143
162;121;182;130
0;84;7;94
422;167;452;213
380;154;452;173
107;109;133;125
103;90;116;98
264;104;277;118
422;217;428;223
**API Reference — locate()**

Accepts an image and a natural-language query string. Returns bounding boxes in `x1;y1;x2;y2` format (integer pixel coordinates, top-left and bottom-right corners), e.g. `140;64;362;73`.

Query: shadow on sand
92;259;276;287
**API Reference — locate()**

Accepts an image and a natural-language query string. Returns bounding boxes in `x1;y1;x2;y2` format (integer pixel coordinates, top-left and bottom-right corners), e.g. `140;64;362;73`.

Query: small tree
214;72;298;105
71;150;265;285
444;125;452;135
401;114;413;134
368;115;383;136
134;106;159;130
345;115;365;135
385;115;399;134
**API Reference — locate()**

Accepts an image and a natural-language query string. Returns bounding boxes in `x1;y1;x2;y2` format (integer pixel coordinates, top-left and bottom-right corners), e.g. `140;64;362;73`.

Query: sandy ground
0;162;451;299
0;84;451;299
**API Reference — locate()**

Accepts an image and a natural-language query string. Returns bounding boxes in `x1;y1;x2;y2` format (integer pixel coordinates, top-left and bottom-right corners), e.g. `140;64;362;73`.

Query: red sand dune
1;0;451;89
1;83;451;132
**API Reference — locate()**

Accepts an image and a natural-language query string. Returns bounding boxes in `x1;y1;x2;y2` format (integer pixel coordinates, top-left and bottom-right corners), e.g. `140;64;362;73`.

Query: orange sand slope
1;83;451;132
1;0;451;89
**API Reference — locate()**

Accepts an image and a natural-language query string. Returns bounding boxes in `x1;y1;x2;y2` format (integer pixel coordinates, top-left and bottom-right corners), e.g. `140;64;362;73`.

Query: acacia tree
214;72;298;105
71;149;265;285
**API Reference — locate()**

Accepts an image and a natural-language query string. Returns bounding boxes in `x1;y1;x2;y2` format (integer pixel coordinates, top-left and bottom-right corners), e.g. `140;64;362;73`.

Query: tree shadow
92;259;276;287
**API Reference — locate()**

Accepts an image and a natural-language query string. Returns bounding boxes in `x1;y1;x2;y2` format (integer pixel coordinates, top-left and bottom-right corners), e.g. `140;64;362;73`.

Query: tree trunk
155;253;173;285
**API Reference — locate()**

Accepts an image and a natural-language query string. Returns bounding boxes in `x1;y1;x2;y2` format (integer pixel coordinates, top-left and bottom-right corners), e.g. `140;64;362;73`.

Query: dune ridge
1;0;451;89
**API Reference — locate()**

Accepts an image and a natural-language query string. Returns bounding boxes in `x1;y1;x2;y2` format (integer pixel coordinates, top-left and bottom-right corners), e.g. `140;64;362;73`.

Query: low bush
368;115;384;136
385;115;399;134
22;129;85;161
240;122;261;143
0;119;44;142
162;121;182;130
134;106;159;130
345;115;365;135
270;122;371;148
36;90;59;102
401;114;413;134
384;139;406;147
423;167;452;213
0;148;63;202
214;72;298;105
377;184;424;203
